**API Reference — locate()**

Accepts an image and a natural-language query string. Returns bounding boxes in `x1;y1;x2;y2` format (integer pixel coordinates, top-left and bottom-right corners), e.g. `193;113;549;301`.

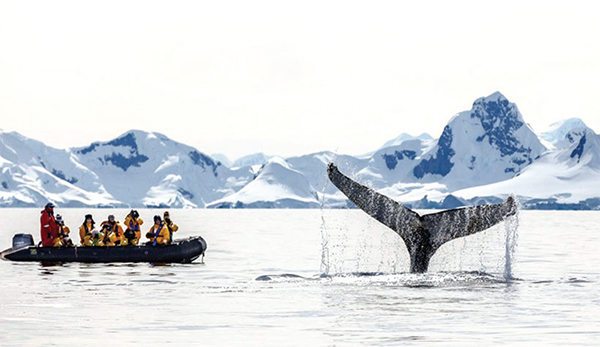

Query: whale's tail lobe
327;163;517;273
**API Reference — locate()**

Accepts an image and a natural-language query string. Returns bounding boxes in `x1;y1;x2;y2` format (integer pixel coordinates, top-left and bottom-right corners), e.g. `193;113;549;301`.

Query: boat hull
0;236;207;264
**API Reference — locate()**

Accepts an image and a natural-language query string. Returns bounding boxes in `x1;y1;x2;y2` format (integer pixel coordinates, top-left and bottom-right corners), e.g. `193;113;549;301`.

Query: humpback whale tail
327;163;517;273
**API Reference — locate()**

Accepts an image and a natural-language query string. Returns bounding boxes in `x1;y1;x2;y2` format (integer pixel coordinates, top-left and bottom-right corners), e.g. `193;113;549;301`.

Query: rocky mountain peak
411;92;545;187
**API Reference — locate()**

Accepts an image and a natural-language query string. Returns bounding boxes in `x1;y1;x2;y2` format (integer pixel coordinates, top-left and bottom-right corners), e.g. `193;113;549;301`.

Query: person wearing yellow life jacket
121;228;137;246
100;214;124;246
123;210;143;246
54;214;74;247
163;211;179;243
83;229;105;247
145;215;170;246
79;214;96;246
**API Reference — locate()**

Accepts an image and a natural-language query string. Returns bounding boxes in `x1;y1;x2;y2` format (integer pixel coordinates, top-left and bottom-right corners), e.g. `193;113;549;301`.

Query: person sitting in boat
55;214;74;247
79;214;96;246
163;211;179;243
122;228;138;246
123;210;143;246
40;202;59;247
83;229;105;246
100;214;124;246
146;215;171;246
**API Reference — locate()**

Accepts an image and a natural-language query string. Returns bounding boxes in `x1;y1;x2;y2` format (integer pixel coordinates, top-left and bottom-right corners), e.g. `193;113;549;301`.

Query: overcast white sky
1;0;599;160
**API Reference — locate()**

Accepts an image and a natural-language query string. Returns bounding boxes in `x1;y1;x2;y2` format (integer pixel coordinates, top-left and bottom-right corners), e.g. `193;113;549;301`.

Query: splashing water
319;186;330;275
319;151;338;276
319;211;330;275
503;197;520;280
319;211;408;276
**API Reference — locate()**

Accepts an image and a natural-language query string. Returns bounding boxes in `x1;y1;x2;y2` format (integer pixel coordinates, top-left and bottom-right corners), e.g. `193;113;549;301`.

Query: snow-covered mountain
232;153;273;168
210;153;232;167
539;118;590;147
453;119;600;208
411;92;546;188
71;130;234;208
0;130;250;208
285;151;369;208
207;157;320;208
0;130;117;207
339;92;551;206
355;138;434;189
379;133;433;150
1;92;598;209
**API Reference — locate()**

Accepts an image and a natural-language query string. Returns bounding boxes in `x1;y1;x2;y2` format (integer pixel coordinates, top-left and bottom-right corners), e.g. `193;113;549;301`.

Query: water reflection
38;268;57;276
37;262;66;276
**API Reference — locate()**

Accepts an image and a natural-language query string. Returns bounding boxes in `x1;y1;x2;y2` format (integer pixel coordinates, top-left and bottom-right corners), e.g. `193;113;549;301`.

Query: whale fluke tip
327;162;336;175
505;196;518;217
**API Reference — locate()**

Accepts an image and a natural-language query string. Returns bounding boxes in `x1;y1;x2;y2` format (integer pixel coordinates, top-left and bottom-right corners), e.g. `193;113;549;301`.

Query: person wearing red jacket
40;202;59;247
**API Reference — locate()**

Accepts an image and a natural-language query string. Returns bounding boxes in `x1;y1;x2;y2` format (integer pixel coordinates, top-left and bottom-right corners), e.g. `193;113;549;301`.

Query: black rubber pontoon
0;236;207;264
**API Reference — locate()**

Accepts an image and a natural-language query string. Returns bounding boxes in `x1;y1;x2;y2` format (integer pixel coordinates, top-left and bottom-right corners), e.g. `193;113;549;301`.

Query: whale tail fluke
327;163;517;273
421;196;516;250
326;163;422;238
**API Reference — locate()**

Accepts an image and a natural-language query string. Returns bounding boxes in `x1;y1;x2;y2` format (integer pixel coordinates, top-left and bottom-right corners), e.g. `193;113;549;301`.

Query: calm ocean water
0;209;598;346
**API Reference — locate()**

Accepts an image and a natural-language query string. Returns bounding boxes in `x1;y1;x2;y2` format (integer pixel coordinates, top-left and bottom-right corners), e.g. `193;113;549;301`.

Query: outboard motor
12;233;34;250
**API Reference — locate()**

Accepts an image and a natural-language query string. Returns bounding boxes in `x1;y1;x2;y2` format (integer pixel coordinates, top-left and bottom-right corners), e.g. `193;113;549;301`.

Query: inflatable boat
0;233;207;264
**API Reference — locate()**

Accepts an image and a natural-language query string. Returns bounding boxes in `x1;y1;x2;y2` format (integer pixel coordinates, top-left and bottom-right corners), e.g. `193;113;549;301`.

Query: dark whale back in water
327;163;517;273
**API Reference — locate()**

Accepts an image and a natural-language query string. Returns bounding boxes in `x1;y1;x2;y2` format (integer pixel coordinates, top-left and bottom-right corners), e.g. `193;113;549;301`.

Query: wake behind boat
1;233;207;264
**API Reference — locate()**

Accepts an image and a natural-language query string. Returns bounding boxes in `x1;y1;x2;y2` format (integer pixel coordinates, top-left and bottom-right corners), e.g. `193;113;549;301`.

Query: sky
1;1;599;161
